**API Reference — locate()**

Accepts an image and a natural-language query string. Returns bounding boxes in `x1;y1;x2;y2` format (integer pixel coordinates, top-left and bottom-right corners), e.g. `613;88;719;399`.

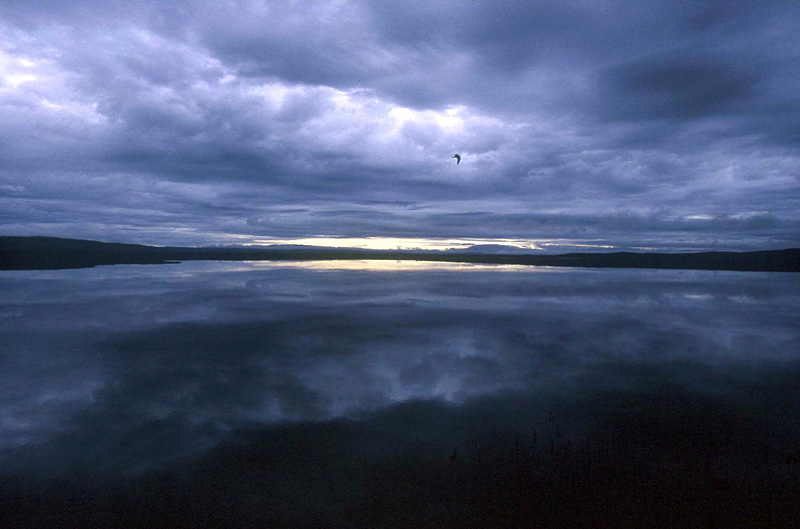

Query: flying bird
452;153;461;165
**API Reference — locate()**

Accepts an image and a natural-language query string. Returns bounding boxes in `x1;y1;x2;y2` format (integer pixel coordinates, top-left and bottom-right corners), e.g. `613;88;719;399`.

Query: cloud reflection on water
0;262;798;479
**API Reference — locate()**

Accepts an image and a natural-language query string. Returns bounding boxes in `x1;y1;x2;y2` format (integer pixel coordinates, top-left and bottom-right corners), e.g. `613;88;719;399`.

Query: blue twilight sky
1;0;798;251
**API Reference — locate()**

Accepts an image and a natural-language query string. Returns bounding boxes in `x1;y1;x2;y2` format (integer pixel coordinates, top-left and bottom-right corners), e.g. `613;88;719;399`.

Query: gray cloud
0;0;798;249
599;57;759;121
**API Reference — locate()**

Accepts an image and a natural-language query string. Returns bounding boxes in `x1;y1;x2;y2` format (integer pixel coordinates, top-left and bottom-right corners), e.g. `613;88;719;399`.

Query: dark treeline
1;236;799;272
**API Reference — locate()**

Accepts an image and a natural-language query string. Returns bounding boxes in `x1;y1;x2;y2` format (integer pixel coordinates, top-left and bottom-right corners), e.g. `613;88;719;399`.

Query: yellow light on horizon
244;260;542;273
247;236;545;251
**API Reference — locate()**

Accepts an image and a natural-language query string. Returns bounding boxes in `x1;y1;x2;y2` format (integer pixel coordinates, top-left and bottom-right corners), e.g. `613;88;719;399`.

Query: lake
1;261;799;527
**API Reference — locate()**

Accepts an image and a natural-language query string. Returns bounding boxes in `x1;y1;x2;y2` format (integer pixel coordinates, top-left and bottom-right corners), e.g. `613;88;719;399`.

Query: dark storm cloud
598;57;759;121
0;0;798;248
199;1;374;87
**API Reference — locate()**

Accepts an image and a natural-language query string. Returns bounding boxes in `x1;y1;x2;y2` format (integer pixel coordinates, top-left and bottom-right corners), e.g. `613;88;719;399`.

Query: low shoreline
1;236;798;272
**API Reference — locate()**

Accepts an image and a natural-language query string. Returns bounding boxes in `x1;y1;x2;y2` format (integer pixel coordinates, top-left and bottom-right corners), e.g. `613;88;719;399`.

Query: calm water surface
1;261;799;526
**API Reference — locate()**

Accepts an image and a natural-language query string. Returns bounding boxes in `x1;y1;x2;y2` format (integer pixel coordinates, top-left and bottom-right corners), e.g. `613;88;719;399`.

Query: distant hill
449;244;534;254
1;236;798;272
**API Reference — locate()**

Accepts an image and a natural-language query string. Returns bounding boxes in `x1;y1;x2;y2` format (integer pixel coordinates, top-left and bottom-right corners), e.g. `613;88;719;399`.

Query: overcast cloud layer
1;0;799;251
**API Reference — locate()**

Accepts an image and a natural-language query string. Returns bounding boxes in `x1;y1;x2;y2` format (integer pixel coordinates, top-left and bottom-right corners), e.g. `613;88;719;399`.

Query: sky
1;0;798;252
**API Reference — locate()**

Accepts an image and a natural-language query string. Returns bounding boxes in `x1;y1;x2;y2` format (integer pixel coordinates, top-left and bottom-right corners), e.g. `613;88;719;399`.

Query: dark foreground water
1;261;799;528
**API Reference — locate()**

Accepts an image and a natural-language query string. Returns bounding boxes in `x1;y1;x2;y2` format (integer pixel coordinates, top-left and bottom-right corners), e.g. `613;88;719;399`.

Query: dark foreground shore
2;236;799;272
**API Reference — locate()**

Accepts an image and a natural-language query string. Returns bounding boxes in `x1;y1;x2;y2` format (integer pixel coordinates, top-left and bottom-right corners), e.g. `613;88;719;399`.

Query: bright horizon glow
247;237;544;251
243;260;549;272
239;236;618;252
